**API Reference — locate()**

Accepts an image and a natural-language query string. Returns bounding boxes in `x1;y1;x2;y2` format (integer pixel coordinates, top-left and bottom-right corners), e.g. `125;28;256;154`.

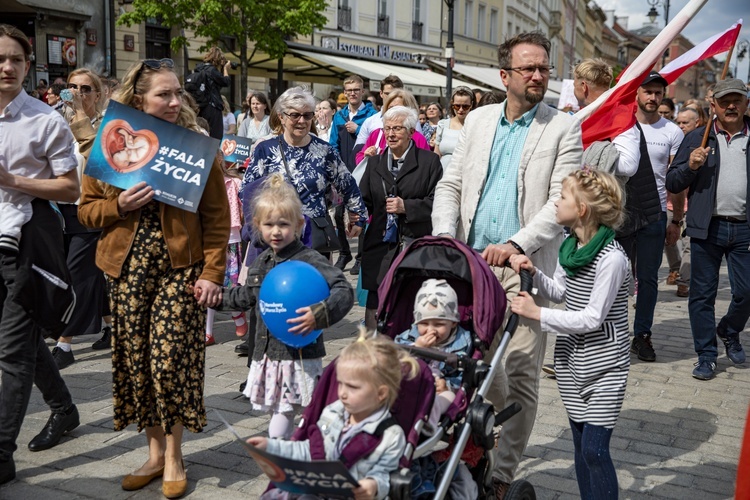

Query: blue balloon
259;261;330;348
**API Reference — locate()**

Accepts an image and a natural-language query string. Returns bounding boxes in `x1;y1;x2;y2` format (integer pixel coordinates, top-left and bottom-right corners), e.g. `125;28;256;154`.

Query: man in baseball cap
666;78;750;380
619;71;684;363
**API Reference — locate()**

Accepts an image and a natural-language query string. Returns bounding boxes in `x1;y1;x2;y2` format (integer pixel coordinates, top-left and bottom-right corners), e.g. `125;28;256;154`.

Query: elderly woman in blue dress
243;87;366;250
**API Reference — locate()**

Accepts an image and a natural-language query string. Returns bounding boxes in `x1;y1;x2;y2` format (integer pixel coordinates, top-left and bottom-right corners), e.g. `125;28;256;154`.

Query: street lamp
444;0;455;103
646;0;671;66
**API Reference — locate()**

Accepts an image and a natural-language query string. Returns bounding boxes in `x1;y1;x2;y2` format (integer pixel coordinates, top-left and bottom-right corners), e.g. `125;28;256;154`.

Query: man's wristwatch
506;239;525;255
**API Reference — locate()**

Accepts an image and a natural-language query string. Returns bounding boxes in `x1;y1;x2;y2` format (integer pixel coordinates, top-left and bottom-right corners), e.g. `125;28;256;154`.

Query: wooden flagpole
701;43;736;148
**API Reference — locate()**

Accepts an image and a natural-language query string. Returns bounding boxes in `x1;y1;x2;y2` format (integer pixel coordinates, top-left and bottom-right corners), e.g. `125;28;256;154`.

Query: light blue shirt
468;102;539;251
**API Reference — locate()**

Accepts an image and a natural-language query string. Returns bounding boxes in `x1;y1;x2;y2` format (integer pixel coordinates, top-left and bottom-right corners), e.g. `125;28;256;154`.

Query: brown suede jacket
72;116;229;284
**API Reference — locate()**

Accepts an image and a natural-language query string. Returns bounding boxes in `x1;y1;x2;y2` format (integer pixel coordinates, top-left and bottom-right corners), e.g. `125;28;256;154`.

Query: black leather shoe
0;459;15;485
234;343;249;357
28;405;80;452
92;326;112;350
51;347;75;370
334;254;352;271
349;259;361;276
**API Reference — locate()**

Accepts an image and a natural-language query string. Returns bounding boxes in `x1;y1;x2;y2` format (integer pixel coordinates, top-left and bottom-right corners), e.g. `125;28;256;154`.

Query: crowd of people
1;22;749;500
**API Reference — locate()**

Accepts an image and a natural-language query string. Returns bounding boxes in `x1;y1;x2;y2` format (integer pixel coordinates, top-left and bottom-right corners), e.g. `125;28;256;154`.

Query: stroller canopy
377;236;507;346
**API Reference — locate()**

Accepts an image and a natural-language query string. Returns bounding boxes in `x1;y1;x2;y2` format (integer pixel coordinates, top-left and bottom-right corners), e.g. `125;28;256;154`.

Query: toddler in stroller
395;279;471;433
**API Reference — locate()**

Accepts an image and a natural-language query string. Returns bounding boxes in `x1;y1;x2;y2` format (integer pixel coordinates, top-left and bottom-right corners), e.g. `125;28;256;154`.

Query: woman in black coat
359;105;443;328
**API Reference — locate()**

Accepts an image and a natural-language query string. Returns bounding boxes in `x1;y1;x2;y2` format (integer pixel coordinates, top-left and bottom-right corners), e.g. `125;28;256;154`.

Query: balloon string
298;349;309;404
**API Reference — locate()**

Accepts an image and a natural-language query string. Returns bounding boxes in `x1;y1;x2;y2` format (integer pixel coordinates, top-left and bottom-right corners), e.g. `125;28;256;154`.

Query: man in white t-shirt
618;71;684;362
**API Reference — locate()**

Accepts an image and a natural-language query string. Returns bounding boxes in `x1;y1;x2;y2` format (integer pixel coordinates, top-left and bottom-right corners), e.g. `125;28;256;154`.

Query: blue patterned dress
242;134;367;221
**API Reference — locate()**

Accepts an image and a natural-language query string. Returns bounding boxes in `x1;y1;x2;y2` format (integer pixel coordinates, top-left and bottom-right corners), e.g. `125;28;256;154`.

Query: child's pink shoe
205;334;216;346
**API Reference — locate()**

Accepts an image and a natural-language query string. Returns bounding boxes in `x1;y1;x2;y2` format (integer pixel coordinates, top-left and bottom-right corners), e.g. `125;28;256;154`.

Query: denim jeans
689;218;750;361
569;419;618;500
618;213;667;337
0;251;74;463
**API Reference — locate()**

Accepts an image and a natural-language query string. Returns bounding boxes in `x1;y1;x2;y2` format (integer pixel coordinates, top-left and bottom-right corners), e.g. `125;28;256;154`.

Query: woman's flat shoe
162;461;187;499
162;478;187;498
121;466;164;491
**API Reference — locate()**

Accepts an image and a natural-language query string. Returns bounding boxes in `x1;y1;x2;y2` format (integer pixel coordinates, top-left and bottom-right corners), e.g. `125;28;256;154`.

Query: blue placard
84;100;220;213
220;134;254;164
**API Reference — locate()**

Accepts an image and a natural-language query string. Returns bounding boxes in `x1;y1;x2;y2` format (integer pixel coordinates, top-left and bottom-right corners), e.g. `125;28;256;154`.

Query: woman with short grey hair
242;87;367;255
358;105;444;328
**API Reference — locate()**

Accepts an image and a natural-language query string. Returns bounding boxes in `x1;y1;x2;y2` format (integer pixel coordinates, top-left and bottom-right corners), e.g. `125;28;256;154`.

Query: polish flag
576;0;739;148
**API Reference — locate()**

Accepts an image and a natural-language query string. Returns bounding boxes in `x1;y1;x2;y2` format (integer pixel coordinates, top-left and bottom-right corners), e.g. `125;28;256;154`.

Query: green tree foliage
118;0;327;99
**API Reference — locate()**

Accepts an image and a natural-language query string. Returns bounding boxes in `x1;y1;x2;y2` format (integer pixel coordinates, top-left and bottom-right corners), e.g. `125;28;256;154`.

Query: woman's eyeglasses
452;104;472;111
284;111;315;121
67;83;93;94
134;58;175;92
383;125;407;134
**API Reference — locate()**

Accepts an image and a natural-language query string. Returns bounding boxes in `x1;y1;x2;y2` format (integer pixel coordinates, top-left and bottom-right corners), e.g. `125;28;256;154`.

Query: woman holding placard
219;173;353;441
77;58;229;498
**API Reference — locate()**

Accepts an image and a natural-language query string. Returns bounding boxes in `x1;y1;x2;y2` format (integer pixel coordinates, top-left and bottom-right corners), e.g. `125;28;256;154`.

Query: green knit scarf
558;225;615;277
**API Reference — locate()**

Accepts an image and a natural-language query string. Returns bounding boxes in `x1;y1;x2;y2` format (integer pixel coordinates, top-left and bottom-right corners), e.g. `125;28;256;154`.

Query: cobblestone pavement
1;260;746;499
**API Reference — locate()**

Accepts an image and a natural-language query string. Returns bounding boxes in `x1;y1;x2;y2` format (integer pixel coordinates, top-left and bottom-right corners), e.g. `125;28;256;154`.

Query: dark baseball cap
641;71;668;87
712;78;747;99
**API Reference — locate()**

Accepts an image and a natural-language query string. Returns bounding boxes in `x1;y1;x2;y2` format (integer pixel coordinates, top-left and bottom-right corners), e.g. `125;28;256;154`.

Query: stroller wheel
504;479;536;500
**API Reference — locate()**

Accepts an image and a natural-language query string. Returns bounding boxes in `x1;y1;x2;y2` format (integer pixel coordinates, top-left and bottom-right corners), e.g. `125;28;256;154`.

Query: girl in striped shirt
509;168;630;500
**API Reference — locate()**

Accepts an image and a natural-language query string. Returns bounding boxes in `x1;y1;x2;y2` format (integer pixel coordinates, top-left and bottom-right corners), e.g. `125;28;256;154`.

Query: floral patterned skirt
108;202;207;434
243;354;323;414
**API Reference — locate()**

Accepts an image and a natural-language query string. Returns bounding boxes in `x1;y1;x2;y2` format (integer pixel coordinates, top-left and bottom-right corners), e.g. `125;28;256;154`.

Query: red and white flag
576;0;740;148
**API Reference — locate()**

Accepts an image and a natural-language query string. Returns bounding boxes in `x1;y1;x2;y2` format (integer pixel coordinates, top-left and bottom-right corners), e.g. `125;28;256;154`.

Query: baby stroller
377;236;535;500
284;236;534;499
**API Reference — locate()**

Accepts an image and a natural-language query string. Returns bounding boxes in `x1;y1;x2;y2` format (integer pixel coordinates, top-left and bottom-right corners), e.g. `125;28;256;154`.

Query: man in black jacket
666;78;750;380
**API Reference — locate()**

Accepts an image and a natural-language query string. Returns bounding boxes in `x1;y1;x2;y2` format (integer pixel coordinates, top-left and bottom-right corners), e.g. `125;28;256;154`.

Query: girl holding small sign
248;331;418;500
217;174;353;440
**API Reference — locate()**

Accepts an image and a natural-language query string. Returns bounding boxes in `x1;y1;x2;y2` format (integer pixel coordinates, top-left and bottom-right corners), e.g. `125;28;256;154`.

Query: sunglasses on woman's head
134;58;175;92
67;83;93;94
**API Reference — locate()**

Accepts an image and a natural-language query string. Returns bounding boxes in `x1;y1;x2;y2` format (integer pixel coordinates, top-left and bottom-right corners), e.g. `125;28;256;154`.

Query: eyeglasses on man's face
284;111;315;121
344;88;362;94
503;65;554;78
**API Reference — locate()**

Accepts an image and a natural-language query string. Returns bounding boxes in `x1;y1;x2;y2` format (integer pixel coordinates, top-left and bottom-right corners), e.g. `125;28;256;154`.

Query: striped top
536;239;630;428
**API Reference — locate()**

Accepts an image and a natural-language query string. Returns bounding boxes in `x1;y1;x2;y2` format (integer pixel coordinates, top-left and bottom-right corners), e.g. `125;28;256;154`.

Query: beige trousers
484;266;547;483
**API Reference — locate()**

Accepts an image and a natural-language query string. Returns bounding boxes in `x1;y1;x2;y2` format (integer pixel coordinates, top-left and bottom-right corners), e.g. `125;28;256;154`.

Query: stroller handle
503;268;533;338
402;345;461;367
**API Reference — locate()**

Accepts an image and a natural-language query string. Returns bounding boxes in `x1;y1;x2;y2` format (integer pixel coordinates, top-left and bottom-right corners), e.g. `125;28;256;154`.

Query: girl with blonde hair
509;168;629;500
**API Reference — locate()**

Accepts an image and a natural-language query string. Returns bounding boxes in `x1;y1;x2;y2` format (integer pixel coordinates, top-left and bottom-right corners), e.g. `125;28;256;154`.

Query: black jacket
13;199;76;339
221;240;353;361
359;145;443;291
666;117;750;240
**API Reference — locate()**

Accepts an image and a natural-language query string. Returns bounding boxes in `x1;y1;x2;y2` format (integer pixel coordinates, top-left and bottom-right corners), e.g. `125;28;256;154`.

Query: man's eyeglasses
284;111;315;121
344;88;362;94
503;65;554;78
134;58;175;92
383;125;407;134
452;104;472;111
67;83;93;94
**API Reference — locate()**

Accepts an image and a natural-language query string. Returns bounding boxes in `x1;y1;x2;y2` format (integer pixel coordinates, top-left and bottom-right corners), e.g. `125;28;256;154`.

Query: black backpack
184;64;212;108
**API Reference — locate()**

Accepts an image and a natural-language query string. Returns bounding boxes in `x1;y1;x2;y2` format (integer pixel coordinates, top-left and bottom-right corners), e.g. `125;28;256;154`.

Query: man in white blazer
432;32;583;498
